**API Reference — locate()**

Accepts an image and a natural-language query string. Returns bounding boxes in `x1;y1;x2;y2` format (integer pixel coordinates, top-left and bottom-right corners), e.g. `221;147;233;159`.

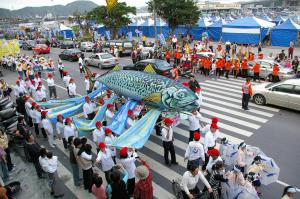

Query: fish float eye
175;91;187;99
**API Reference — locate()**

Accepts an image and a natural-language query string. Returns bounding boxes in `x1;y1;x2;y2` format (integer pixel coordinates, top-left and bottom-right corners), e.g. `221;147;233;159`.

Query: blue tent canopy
59;24;73;39
221;17;275;44
270;18;300;47
262;15;272;22
273;16;286;25
207;19;227;41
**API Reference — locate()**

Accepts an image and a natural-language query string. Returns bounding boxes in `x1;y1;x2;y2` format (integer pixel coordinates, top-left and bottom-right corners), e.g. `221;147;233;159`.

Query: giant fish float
96;69;199;112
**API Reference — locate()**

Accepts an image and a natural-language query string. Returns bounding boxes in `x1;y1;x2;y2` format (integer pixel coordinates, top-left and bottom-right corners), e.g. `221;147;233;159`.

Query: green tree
148;0;200;33
86;2;136;39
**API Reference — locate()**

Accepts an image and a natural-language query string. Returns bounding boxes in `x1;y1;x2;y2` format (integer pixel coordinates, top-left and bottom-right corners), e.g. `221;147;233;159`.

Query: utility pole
153;0;158;42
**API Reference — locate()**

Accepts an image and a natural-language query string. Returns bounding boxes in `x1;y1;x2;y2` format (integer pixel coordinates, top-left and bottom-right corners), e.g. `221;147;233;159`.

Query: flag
106;0;118;12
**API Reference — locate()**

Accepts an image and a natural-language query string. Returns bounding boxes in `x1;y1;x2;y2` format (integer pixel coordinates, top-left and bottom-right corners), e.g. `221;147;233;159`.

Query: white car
84;53;118;69
252;79;300;111
80;42;94;52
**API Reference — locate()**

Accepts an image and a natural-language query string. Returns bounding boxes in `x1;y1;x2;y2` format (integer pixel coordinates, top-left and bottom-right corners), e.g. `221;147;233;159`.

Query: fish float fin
143;92;161;103
143;64;156;73
112;65;121;71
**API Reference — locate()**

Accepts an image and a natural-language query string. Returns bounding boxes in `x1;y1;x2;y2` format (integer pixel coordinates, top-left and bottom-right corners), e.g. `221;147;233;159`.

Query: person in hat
46;73;57;99
252;61;261;82
24;77;31;90
34;85;46;102
248;155;265;195
83;96;96;120
92;121;105;151
133;158;153;199
29;80;37;97
13;80;27;98
204;123;219;153
33;73;42;85
281;186;297;199
206;148;222;174
236;142;249;173
105;90;113;99
41;110;55;148
126;109;136;129
242;77;253;110
57;60;64;79
84;75;91;94
104;128;116;164
68;78;77;98
27;64;35;80
56;114;67;149
96;142;115;184
180;164;212;199
195;87;203;109
63;71;71;95
188;109;202;142
184;132;205;170
16;62;23;78
93;75;101;91
105;103;115;125
161;117;177;165
32;105;47;138
64;117;78;141
98;97;105;107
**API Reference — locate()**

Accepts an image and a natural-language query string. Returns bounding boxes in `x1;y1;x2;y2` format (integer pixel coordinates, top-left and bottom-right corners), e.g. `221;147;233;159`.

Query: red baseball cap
128;109;133;116
105;128;112;134
210;123;219;129
107;104;113;109
98;142;106;149
95;121;102;127
119;147;128;156
207;148;219;156
194;132;200;141
164;117;173;124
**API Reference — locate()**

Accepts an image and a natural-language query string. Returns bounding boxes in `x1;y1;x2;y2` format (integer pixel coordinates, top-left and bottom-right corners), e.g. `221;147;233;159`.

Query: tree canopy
148;0;201;33
86;2;136;39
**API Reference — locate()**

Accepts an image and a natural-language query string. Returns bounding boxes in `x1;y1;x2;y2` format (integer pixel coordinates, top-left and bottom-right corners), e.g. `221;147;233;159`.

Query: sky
0;0;243;10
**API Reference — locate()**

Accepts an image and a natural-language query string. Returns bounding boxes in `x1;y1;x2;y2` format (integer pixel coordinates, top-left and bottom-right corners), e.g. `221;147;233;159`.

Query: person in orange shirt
176;50;182;65
252;62;261;82
165;49;171;63
225;60;232;79
233;60;240;79
216;58;222;77
173;50;178;66
241;59;248;78
171;65;179;81
272;64;280;82
220;58;226;76
249;53;255;61
242;77;253;110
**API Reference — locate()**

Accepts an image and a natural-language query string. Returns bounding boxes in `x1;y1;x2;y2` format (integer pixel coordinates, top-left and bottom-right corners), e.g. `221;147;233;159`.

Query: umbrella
259;155;280;185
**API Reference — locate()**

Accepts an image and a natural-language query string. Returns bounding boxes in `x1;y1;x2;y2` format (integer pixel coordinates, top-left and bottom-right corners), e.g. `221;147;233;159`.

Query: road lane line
205;80;242;89
200;82;242;94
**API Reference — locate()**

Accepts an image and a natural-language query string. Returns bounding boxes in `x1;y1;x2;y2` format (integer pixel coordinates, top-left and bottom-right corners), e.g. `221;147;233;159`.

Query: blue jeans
70;163;80;186
0;160;9;181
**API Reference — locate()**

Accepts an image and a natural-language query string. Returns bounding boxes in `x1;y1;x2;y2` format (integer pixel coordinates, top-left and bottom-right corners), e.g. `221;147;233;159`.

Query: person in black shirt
292;56;299;74
188;75;200;93
16;93;26;116
110;171;129;199
16;116;30;139
25;135;44;178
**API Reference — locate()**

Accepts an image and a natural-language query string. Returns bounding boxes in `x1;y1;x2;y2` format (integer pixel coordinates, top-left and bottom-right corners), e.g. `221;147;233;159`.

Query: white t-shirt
120;157;136;179
92;128;105;143
46;78;55;87
188;112;202;131
96;149;115;172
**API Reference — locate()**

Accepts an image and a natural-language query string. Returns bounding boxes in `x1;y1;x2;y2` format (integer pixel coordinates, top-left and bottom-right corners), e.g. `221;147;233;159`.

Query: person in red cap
46;73;57;99
63;117;78;141
24;77;31;90
56;114;67;149
63;71;71;95
106;90;113;99
13;79;27;98
33;73;42;85
92;121;105;152
32;105;47;138
84;75;91;94
104;128;116;164
203;123;220;170
206;148;222;173
98;97;105;106
68;78;77;98
41;110;56;148
83;96;96;120
126;109;136;129
119;146;138;196
184;132;205;170
161;117;177;165
34;85;46;102
188;109;202;142
95;142;115;184
105;103;115;125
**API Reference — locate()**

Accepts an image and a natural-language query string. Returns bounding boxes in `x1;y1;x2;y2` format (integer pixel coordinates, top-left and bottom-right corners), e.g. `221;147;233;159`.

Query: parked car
248;59;295;81
32;44;50;54
58;49;83;62
84;53;118;69
22;40;36;50
252;79;300;111
60;41;75;49
123;59;173;78
102;40;133;56
80;42;94;52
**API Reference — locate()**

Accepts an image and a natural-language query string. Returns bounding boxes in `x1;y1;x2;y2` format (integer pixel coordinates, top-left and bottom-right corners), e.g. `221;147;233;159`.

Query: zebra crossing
46;76;281;199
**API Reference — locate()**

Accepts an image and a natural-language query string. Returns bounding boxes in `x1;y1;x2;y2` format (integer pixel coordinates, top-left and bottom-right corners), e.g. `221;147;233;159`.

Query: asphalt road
2;47;300;199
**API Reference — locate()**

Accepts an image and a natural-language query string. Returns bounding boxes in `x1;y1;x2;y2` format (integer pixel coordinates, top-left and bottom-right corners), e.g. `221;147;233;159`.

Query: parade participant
33;73;42;85
13;80;26;98
25;135;44;178
210;59;217;79
204;123;219;153
68;137;81;187
241;58;248;78
126;109;136;129
272;63;280;83
242;77;253;110
57;60;64;79
119;147;137;196
84;75;91;94
134;158;153;199
64;117;78;141
248;156;265;195
172;35;177;49
105;103;115;125
18;76;26;88
63;71;71;94
171;65;179;81
92;121;105;149
83;96;96;120
252;62;261;82
41;110;55;148
188;75;200;93
188;109;202;142
27;65;34;80
29;80;36;97
161;117;177;166
96;142;115;184
206;148;222;174
216;58;222;77
78;55;84;74
46;73;57;99
24;77;31;90
68;78;77;98
225;60;232;79
104;128;116;164
34;86;46;102
32;105;45;138
106;89;113;99
180;165;212;199
16;62;23;78
165;49;171;63
281;186;297;199
233;59;240;79
56;114;67;149
184;132;205;170
236;142;248;173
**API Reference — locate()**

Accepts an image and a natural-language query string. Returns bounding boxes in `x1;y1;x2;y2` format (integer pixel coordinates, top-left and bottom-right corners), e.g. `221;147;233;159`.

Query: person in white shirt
236;142;248;174
84;75;91;94
104;128;116;164
18;76;26;88
119;147;137;196
68;78;77;98
33;73;42;85
184;132;205;170
92;121;105;147
200;117;219;136
105;103;115;125
210;60;217;79
32;105;47;138
96;142;115;184
78;56;84;73
126;109;136;129
64;117;78;141
204;123;219;153
24;95;33;127
180;165;212;199
195;87;203;109
172;35;178;49
41;111;55;148
188;109;202;142
46;73;57;99
56;114;67;149
39;147;49;173
63;71;71;94
206;148;223;174
57;61;64;79
83;96;96;120
93;80;100;91
29;80;37;97
161;117;177;165
34;86;46;102
13;80;27;97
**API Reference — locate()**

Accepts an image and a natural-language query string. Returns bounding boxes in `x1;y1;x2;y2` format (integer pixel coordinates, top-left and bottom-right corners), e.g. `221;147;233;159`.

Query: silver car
248;59;295;81
80;42;94;52
84;53;118;69
252;79;300;111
